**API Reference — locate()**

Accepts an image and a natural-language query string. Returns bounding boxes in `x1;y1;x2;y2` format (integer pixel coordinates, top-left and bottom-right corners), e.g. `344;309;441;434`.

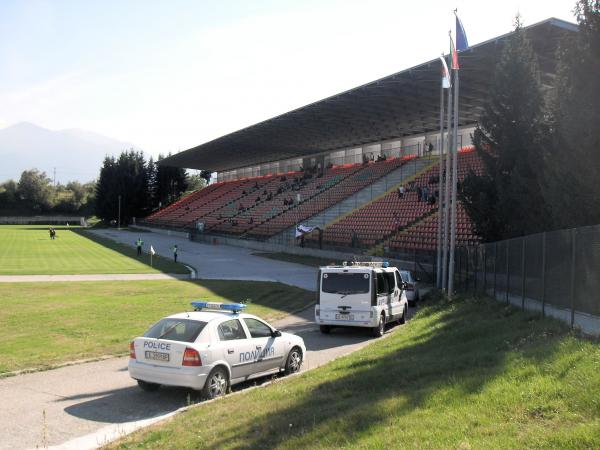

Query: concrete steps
269;157;435;244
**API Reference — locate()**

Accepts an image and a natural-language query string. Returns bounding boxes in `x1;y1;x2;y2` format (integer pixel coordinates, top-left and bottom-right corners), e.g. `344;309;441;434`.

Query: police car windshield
144;319;207;343
322;272;370;294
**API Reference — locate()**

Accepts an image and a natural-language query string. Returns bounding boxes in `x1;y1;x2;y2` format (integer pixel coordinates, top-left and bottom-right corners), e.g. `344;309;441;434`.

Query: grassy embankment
111;293;600;449
0;224;187;275
0;279;313;374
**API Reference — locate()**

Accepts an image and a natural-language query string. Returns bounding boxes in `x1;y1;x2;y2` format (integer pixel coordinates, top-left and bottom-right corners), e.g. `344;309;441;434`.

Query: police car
315;261;408;337
128;301;306;399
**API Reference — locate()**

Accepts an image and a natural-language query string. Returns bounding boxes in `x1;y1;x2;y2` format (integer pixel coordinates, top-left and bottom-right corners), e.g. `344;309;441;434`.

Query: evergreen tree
461;16;549;240
543;0;600;228
155;153;188;207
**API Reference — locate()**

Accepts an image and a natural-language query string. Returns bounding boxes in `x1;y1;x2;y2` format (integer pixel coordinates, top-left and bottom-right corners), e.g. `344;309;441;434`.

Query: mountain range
0;122;142;183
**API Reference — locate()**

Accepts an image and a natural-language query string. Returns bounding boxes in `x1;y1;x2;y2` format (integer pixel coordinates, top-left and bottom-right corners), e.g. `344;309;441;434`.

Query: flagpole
436;58;445;289
442;37;453;292
448;60;460;298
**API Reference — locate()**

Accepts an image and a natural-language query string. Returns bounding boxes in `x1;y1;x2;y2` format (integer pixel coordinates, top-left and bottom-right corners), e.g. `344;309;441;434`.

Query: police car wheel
137;380;160;392
372;314;385;337
319;325;331;334
399;304;407;324
284;347;303;375
202;367;229;400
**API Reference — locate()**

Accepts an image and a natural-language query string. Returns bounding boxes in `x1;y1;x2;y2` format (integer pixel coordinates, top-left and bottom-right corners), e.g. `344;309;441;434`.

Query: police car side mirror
272;329;282;338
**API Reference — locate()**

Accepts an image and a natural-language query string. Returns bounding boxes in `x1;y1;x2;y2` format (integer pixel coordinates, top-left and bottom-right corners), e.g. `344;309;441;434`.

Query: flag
150;245;156;256
295;225;316;238
439;56;451;88
455;14;469;51
450;35;459;70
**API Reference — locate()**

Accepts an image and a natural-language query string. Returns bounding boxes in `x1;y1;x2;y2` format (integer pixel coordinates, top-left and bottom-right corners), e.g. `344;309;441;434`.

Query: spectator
428;195;436;205
423;186;429;202
172;245;178;263
416;186;422;201
397;185;405;198
255;195;261;203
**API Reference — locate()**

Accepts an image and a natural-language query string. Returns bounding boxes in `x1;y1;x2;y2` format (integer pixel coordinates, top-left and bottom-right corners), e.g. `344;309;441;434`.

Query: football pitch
0;225;187;275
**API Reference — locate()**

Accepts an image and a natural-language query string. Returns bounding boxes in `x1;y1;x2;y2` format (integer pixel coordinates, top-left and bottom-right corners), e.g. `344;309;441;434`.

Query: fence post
505;242;510;305
473;246;478;295
570;228;577;328
541;232;547;317
493;242;498;301
483;246;487;296
465;248;470;292
521;238;526;311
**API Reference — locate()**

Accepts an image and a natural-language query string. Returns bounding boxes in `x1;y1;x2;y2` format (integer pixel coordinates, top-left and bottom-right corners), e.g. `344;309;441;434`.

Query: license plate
335;314;354;320
145;351;170;362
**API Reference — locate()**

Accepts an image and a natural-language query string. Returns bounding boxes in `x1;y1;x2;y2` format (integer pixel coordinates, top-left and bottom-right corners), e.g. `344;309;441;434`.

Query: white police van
315;262;408;337
128;302;306;399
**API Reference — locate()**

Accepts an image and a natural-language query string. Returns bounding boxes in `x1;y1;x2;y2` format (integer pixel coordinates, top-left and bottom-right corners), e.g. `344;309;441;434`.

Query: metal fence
453;224;600;335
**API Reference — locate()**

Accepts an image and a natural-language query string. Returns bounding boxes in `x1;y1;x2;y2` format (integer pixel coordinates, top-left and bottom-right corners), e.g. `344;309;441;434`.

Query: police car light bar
191;301;247;313
349;261;390;268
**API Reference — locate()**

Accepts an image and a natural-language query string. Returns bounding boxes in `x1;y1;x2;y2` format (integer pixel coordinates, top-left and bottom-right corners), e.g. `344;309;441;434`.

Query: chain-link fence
454;224;600;335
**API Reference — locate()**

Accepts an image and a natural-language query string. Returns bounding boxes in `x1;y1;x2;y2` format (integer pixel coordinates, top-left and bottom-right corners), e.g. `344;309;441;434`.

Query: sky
0;0;577;158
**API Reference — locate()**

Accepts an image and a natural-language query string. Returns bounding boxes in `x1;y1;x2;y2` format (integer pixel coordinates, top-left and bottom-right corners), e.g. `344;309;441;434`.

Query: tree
461;16;549;240
543;0;600;229
17;169;54;212
155;154;188;207
0;180;18;208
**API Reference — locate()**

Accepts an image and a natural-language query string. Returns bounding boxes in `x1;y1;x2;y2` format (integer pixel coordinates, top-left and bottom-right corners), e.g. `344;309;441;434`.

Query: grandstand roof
162;18;576;173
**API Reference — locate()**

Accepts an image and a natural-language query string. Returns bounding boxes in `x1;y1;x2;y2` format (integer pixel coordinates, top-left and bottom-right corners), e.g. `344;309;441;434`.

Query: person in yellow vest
136;238;143;256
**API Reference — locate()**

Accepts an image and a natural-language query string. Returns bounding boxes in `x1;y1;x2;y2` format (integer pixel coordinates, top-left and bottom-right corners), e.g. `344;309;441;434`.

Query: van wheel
202;367;229;400
319;325;331;334
284;347;303;375
137;380;160;392
372;313;385;337
399;304;407;324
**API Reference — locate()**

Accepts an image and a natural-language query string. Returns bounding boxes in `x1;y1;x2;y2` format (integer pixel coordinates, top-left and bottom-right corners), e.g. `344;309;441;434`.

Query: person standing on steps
172;245;178;263
136;237;144;256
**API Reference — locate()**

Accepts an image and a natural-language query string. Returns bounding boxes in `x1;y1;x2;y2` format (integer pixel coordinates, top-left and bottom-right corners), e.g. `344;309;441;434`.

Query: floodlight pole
118;195;121;230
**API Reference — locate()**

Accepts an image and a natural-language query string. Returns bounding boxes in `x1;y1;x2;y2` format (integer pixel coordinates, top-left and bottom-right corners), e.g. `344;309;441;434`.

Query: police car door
385;270;402;318
216;319;255;380
375;271;390;315
242;318;284;373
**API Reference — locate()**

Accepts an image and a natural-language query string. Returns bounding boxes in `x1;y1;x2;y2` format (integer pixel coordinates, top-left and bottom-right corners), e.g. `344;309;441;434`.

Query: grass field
0;225;187;275
0;279;313;374
111;293;600;450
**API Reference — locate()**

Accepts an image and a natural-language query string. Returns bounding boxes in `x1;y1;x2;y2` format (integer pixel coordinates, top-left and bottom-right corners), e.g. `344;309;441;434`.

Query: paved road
89;229;317;291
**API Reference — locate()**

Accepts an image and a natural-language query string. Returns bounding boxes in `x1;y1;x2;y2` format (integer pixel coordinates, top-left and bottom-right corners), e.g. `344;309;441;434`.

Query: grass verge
0;225;187;275
253;252;341;268
110;293;600;449
0;279;313;374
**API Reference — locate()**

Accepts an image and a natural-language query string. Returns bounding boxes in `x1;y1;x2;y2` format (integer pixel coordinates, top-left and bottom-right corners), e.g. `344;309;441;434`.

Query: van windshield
322;272;370;294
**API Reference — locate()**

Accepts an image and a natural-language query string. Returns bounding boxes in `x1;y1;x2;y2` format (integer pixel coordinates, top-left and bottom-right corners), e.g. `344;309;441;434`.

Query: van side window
376;272;388;295
395;272;403;288
384;272;396;293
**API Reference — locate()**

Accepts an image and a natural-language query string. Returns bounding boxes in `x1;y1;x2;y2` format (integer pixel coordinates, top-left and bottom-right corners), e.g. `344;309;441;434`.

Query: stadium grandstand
141;18;576;267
